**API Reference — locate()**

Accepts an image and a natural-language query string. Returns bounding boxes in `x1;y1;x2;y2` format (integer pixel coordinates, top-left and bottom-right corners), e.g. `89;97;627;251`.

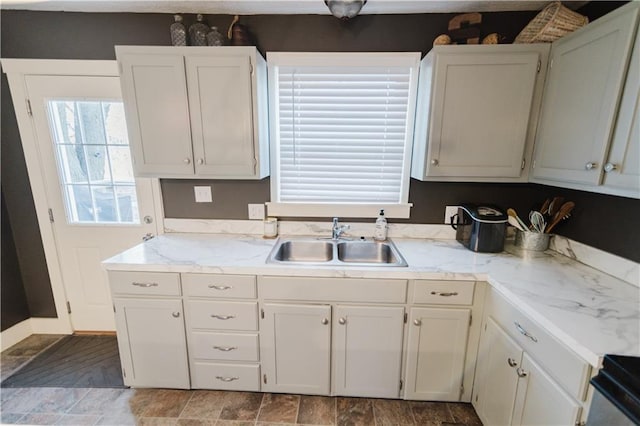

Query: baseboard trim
1;319;33;351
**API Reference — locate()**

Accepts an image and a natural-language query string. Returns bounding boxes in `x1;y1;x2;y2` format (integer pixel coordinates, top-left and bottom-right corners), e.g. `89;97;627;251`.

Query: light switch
248;204;265;220
194;186;213;203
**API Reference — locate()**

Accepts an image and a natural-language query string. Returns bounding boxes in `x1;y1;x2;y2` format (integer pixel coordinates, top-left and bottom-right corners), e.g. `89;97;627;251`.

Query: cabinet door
260;303;331;395
532;7;639;185
113;298;190;389
333;305;404;398
425;51;539;178
604;25;640;195
512;353;581;426
405;307;470;401
186;55;257;177
474;318;522;426
117;52;194;176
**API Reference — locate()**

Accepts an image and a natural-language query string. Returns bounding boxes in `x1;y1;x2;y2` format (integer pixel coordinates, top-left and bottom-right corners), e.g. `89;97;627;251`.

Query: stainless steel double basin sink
266;237;408;267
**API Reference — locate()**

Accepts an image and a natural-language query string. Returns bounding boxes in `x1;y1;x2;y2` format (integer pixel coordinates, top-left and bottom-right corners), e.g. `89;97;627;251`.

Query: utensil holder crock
514;230;552;251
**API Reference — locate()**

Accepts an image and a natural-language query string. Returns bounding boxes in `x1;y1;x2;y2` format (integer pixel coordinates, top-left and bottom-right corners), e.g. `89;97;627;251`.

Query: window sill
265;203;412;219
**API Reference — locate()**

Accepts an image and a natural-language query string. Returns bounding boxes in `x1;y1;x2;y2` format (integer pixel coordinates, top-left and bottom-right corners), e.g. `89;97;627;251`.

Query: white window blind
269;53;420;209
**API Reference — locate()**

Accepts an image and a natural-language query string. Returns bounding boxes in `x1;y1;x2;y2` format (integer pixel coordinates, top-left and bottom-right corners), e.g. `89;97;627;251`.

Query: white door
532;8;639;184
512;353;581;426
474;317;523;426
260;303;331;395
405;307;470;401
25;75;159;331
333;305;404;398
114;297;189;389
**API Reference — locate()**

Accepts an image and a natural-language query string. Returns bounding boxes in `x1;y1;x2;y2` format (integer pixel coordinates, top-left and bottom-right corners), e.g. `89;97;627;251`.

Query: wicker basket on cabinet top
515;1;588;43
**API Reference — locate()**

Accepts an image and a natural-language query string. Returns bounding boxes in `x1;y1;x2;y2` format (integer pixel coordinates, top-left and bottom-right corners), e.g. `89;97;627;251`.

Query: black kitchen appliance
588;354;640;425
451;204;507;253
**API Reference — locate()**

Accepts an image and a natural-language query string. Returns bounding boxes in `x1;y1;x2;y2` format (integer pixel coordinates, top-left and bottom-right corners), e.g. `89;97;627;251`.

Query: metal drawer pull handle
507;358;518;368
215;376;239;382
132;282;159;288
430;291;458;297
213;346;237;352
516;367;528;378
514;321;538;342
210;314;236;320
208;284;232;290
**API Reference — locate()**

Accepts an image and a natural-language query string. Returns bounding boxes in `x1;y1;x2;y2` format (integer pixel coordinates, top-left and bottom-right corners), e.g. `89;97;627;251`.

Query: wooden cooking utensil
545;201;575;233
548;196;564;217
507;208;529;231
539;198;551;215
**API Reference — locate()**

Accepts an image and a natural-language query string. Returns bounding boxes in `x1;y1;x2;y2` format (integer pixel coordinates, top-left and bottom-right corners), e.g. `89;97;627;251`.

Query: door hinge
537;59;541;73
249;61;254;75
475;394;479;403
66;301;72;314
484;322;487;331
260;308;264;319
532;160;537;169
521;158;526;170
48;208;55;223
113;305;116;313
118;62;123;74
263;373;267;384
399;379;403;390
469;314;472;326
26;99;33;117
122;368;126;378
404;313;407;324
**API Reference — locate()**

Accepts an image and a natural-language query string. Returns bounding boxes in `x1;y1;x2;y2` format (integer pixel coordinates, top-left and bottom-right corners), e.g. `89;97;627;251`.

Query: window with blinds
267;53;420;217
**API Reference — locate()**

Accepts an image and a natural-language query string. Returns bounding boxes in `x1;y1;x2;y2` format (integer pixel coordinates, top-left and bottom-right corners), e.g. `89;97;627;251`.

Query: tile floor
1;335;483;426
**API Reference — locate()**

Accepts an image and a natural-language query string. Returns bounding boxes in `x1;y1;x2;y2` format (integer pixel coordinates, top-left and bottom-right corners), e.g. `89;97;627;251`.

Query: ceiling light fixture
324;0;367;20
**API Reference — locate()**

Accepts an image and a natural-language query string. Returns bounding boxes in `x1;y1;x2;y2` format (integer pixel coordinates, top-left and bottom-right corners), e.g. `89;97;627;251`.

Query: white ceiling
0;0;588;15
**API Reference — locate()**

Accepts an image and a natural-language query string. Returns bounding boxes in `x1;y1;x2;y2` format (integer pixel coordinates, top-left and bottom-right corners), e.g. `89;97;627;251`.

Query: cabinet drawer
487;289;590;401
183;274;256;299
188;301;258;331
109;271;181;296
259;276;407;303
412;280;475;305
190;332;259;362
191;362;260;391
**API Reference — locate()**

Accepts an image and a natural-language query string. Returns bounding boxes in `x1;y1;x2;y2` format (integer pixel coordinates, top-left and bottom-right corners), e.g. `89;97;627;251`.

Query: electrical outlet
444;205;459;224
248;203;265;220
194;186;212;203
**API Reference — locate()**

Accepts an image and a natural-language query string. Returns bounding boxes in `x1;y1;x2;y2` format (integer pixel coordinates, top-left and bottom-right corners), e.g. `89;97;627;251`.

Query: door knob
413;319;422;326
184;158;191;164
604;163;618;173
585;162;597;170
431;159;439;166
197;158;204;165
143;215;153;224
321;318;329;325
338;317;346;325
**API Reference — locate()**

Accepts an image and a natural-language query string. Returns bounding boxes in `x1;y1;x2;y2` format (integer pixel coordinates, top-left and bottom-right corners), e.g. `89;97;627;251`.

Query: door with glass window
24;75;159;331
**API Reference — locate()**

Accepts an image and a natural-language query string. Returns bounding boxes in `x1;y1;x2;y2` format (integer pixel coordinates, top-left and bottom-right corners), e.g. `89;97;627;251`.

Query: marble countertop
103;233;640;367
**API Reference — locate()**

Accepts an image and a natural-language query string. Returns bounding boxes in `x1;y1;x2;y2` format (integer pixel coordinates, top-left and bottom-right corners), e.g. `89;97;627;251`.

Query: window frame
266;52;421;218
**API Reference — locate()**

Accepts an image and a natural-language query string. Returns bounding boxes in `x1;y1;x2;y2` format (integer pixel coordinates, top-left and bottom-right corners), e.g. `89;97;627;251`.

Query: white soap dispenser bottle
374;209;388;241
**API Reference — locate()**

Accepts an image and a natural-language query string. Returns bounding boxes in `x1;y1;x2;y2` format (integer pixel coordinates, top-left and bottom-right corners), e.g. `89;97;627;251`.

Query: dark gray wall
0;3;638;326
1;190;31;331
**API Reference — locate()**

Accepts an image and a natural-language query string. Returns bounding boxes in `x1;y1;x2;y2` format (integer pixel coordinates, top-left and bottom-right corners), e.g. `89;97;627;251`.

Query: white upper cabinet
531;3;639;191
603;23;640;196
412;44;549;182
116;46;269;179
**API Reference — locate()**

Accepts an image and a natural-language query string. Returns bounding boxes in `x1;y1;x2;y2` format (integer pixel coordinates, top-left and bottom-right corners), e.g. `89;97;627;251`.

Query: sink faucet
332;217;350;240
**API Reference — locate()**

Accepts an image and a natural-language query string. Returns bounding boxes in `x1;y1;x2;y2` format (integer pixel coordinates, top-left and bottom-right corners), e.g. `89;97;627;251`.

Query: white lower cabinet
333;305;404;398
404;307;471;401
113;297;190;389
260;303;332;395
473;288;587;426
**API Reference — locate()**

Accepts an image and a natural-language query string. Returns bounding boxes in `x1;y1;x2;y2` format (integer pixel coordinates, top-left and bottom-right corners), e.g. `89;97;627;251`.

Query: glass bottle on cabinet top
170;15;187;46
189;14;210;46
206;26;226;46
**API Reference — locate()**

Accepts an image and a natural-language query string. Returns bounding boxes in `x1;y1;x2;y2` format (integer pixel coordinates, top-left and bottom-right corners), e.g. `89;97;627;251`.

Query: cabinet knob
431;159;439;166
172;312;180;318
585;162;598;170
143;215;153;224
507;358;518;368
604;162;618;173
197;158;204;165
413;319;422;326
184;158;191;164
516;367;528;378
321;318;329;325
338;317;346;325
